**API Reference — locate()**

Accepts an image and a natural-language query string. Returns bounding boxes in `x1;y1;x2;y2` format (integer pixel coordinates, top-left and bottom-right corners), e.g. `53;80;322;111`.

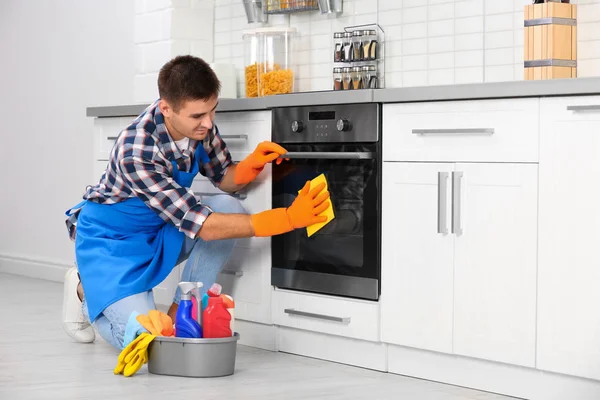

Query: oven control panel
272;103;380;144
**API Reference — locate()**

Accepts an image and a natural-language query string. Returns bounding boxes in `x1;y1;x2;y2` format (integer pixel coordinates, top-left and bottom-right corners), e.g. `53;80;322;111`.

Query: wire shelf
264;0;319;14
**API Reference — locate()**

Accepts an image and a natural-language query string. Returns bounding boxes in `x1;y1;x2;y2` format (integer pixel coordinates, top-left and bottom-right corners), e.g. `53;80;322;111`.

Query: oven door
271;143;380;300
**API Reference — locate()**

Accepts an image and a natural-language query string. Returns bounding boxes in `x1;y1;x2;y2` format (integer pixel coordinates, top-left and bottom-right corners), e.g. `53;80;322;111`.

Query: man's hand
234;141;287;185
250;181;330;237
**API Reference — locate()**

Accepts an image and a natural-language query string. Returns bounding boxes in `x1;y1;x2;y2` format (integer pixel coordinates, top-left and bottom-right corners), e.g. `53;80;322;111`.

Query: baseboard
388;344;600;400
276;326;388;372
236;320;277;352
0;253;70;282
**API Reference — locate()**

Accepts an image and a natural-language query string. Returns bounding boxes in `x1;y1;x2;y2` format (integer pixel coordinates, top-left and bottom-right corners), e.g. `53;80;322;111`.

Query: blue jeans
81;194;246;350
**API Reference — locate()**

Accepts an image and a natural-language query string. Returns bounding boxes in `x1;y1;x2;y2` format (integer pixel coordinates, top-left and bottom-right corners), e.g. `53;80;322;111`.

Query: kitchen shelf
264;0;319;14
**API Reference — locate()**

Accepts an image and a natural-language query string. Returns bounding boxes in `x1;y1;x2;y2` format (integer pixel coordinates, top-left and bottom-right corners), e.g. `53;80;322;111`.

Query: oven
271;103;381;301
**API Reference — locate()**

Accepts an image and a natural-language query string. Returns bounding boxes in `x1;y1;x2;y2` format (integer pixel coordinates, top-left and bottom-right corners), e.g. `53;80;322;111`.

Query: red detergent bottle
203;296;232;338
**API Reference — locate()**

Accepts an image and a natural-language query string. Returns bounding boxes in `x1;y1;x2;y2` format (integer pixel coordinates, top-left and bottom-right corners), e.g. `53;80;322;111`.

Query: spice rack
265;0;319;14
333;23;385;91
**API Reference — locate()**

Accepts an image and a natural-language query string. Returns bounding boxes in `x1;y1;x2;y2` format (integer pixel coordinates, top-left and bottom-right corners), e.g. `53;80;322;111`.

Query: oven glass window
272;144;379;280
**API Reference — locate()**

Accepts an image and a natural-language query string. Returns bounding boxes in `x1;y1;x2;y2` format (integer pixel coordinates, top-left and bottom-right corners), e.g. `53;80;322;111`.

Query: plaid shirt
66;100;232;240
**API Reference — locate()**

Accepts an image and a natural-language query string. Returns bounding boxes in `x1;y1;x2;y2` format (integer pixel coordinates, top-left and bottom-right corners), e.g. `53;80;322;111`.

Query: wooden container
524;1;577;80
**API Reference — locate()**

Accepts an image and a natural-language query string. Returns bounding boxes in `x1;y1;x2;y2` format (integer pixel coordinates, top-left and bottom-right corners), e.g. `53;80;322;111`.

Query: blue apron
66;143;210;323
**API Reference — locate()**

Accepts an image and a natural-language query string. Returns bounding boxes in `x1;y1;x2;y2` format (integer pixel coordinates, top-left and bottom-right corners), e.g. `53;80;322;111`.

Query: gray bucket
147;333;240;378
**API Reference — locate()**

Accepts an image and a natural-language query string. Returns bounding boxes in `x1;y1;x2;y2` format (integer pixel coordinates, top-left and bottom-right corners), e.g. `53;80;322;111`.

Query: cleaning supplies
200;284;235;336
302;173;335;237
203;296;232;338
175;282;203;338
222;294;235;335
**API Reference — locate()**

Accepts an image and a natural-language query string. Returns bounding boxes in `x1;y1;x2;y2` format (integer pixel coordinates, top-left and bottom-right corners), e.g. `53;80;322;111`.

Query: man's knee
205;194;247;215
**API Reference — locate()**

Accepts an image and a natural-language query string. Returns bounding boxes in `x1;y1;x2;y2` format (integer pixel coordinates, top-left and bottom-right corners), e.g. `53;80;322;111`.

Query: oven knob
336;119;350;132
291;120;304;133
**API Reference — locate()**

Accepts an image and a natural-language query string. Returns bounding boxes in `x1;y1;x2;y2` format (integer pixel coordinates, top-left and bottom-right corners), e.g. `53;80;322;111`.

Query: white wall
214;0;600;96
0;1;135;280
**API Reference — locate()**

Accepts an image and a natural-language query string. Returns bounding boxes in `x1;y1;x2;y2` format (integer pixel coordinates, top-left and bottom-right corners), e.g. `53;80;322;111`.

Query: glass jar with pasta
244;27;297;97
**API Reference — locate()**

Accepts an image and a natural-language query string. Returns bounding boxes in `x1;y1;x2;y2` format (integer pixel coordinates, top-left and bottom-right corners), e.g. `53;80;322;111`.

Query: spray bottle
175;282;203;338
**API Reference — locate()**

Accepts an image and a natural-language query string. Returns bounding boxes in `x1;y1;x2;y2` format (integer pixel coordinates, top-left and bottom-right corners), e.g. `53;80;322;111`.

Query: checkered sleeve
200;124;233;186
118;140;213;239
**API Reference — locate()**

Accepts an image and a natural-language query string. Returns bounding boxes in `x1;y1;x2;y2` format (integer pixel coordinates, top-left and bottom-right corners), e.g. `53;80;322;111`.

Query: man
62;55;329;350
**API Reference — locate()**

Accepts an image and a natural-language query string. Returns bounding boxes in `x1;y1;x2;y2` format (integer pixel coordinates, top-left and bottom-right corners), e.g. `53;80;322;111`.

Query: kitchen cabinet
151;111;274;325
537;96;600;381
381;161;538;367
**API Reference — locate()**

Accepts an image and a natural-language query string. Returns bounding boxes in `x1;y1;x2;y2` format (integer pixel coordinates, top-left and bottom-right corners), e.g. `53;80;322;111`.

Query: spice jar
333;67;343;91
334;32;344;62
351;66;362;90
342;67;352;90
342;32;353;62
361;65;377;89
362;30;377;61
352;31;363;61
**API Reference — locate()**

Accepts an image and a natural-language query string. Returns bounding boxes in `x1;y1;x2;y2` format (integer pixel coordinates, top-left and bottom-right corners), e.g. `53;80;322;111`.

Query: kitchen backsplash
214;0;600;97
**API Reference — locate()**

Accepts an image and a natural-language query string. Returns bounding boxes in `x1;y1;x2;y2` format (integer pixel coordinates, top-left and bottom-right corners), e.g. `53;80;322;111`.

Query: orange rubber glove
136;310;174;337
251;181;330;237
234;141;288;185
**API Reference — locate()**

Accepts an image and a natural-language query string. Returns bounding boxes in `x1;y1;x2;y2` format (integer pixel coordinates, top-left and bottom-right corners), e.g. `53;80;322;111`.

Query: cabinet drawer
539;95;600;122
383;98;540;163
93;117;133;161
272;289;380;342
215;111;271;154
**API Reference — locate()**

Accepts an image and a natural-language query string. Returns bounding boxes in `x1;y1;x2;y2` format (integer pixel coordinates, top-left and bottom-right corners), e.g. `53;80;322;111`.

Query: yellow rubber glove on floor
114;332;156;377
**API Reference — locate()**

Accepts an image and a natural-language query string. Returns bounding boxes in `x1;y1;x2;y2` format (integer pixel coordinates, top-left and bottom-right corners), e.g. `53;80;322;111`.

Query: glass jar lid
352;31;363;37
342;67;352;73
352;66;362;73
343;32;353;39
334;32;344;39
333;67;343;73
362;65;376;72
362;30;377;37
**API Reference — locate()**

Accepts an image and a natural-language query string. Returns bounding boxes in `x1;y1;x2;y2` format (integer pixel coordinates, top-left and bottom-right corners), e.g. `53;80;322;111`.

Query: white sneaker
62;266;95;343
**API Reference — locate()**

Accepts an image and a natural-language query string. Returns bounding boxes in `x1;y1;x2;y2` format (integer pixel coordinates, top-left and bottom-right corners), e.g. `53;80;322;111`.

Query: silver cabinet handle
566;105;600;112
221;134;249;140
196;191;248;200
107;136;118;140
284;308;351;324
438;172;449;235
452;172;463;236
412;128;494;135
280;152;374;160
221;270;243;277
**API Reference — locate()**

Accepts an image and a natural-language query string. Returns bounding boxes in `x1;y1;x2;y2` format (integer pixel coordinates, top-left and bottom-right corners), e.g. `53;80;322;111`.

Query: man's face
160;96;219;141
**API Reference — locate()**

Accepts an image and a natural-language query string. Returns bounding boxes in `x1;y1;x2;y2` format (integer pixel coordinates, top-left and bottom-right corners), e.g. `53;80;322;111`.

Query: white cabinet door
537;96;600;381
453;163;538;368
381;162;455;354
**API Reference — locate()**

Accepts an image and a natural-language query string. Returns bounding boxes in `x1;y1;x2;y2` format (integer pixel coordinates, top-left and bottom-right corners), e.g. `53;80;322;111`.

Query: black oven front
271;103;381;301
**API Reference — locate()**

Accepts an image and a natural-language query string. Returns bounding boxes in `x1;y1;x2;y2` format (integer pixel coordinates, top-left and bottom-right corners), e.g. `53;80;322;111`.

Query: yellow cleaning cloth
300;173;335;237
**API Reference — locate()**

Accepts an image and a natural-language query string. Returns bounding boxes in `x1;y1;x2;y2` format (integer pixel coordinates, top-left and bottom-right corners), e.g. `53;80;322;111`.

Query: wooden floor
0;273;519;400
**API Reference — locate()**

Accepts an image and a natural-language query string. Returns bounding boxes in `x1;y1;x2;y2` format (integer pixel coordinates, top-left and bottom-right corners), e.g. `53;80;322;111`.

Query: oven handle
279;152;375;160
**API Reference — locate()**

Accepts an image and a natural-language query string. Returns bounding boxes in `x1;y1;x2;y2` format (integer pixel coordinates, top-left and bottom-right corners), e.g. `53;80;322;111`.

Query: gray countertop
86;77;600;118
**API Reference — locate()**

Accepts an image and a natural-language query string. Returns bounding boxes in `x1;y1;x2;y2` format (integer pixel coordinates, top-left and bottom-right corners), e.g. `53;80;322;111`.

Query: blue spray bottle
175;282;203;338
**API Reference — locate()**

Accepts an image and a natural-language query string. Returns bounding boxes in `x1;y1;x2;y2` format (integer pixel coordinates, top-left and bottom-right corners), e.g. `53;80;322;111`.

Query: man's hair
158;55;221;111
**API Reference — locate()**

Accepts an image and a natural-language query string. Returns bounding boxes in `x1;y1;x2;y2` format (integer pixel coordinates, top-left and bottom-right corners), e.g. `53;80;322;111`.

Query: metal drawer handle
438;172;449;235
280;152;374;160
196;191;248;200
567;105;600;112
221;270;243;277
452;171;463;236
107;136;118;140
412;128;495;135
221;134;249;140
284;308;351;324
